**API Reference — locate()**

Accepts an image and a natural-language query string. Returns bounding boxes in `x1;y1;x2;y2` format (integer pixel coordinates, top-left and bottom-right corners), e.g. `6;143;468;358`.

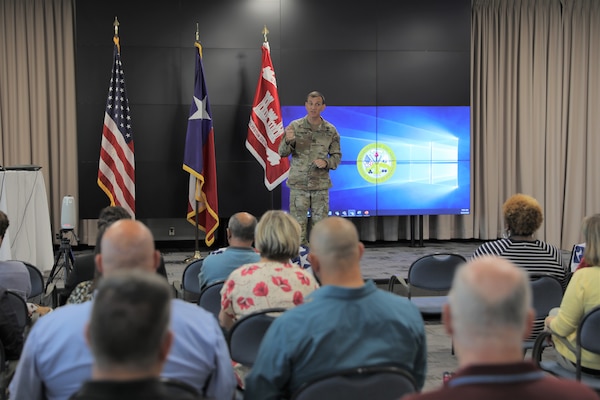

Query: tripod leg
62;248;72;281
45;247;65;289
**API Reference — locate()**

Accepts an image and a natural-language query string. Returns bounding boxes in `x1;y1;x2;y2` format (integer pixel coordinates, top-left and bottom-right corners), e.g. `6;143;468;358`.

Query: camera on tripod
46;196;79;294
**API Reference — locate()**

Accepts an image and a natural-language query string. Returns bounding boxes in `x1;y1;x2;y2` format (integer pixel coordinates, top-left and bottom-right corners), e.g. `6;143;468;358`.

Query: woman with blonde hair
545;214;600;374
219;210;319;330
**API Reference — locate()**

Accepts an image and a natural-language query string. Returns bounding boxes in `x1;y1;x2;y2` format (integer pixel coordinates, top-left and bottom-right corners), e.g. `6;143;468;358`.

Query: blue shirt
198;246;260;288
9;299;236;400
0;260;31;300
244;280;427;399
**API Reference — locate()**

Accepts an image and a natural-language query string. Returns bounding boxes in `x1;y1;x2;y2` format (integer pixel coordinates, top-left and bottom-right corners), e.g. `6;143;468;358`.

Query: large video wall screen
281;106;470;216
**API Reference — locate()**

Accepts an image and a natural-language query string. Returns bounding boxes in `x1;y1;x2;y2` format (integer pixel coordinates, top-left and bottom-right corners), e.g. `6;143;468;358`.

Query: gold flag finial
262;25;269;42
113;16;120;37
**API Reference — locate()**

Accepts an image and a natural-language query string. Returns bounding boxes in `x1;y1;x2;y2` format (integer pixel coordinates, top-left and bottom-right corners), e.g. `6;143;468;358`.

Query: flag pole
185;23;203;263
184;199;201;262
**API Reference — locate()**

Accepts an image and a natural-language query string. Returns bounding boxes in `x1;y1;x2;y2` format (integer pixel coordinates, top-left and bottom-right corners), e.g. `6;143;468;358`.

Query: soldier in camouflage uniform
278;91;342;244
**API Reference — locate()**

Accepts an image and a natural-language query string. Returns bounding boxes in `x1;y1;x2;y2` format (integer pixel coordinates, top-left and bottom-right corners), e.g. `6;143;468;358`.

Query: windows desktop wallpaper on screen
280;106;471;217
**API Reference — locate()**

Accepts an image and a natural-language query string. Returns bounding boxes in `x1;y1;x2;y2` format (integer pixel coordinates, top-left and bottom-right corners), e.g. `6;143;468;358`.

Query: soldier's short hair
306;91;325;104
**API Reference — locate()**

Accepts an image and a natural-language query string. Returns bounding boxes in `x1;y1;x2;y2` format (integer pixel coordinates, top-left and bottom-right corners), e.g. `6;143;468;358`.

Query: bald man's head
447;255;532;345
228;212;257;243
309;217;362;271
96;220;160;276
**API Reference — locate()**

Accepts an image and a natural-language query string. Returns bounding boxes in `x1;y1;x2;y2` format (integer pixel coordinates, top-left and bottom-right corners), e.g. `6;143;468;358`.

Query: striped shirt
472;238;568;338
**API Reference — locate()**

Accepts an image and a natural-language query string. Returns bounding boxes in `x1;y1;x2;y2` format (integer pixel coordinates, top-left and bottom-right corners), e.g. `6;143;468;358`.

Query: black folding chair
5;291;29;331
389;253;466;316
533;306;600;391
291;365;417;400
175;259;203;303
197;280;225;321
226;308;286;367
523;274;563;353
23;262;44;303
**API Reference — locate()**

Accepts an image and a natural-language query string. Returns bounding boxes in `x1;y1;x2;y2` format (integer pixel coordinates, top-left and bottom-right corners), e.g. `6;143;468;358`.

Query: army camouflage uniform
278;116;342;244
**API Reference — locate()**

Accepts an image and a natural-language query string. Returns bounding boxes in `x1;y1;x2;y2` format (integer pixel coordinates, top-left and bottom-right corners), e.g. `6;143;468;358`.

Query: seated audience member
472;194;567;336
64;206;132;304
70;271;197;400
244;217;427;399
402;256;599;400
66;206;168;304
472;194;566;284
219;210;319;387
0;211;31;300
9;220;236;400
219;210;319;331
0;286;26;389
545;213;600;374
198;212;260;289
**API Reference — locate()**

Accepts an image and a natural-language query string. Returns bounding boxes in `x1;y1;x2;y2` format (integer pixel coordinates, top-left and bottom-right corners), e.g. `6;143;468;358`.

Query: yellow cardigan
550;266;600;370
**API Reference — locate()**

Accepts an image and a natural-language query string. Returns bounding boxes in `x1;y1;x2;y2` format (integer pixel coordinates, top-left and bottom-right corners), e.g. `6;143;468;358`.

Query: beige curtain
0;0;78;239
470;0;600;249
559;0;600;248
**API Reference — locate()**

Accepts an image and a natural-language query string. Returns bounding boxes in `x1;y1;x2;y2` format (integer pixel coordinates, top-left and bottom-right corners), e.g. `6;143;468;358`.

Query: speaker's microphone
60;195;76;231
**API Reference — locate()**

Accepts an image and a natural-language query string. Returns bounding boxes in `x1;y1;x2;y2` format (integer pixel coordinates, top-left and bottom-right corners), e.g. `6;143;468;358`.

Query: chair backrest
72;253;97;281
530;275;563;319
291;365;417;400
197;280;225;321
578;306;600;357
407;253;466;296
227;307;286;367
6;291;29;330
23;262;44;300
182;259;203;302
0;337;6;399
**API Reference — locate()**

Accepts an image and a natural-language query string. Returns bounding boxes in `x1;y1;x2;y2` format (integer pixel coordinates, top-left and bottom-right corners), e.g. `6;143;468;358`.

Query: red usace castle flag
246;41;289;190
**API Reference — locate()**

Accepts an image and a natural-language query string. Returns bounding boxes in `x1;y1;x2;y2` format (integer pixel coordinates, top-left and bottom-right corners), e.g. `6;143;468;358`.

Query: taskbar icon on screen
328;209;371;218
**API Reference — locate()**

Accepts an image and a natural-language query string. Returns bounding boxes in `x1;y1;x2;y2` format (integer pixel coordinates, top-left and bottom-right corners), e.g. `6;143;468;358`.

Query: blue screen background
280;106;470;216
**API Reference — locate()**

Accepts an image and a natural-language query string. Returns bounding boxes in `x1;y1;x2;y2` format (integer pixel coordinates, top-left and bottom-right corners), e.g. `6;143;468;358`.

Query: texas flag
183;42;219;246
246;41;289;190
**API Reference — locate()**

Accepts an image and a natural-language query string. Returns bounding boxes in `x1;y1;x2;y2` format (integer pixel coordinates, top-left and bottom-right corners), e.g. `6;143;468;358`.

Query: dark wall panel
279;50;377;106
377;51;470;105
280;0;377;50
179;0;282;49
377;0;471;51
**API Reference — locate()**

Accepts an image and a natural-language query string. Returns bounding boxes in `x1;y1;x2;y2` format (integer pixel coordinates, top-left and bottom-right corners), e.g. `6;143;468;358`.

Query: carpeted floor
161;240;486;283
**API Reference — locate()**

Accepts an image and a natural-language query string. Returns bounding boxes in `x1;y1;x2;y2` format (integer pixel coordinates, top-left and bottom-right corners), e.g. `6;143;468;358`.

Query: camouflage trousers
289;188;329;245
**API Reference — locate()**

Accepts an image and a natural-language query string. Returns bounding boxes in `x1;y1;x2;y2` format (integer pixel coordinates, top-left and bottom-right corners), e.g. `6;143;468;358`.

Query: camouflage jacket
278;116;342;190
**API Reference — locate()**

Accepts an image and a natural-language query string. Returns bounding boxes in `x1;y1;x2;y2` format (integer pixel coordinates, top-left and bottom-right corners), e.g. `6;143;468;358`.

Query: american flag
97;36;135;217
246;41;289;190
183;42;219;246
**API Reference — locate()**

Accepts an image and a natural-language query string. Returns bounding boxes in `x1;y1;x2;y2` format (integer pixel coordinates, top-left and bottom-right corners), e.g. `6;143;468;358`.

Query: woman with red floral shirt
219;210;319;330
